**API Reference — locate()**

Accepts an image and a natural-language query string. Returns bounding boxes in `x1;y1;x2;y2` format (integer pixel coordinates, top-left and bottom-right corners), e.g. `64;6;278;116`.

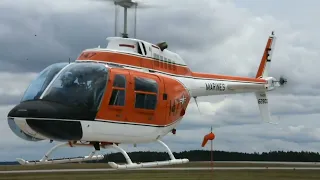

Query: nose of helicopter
7;62;109;141
7;100;97;141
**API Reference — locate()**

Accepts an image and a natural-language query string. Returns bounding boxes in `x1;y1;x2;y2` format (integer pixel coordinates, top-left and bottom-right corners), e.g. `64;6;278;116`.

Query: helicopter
7;0;287;169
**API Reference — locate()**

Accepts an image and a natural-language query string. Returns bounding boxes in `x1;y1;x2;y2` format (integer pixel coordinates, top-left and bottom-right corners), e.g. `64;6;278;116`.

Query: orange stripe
192;72;266;83
77;51;266;83
113;87;125;90
134;90;156;95
77;51;192;75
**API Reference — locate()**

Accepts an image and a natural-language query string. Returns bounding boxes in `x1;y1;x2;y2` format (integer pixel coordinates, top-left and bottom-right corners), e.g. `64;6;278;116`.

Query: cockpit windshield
41;63;109;111
21;62;69;102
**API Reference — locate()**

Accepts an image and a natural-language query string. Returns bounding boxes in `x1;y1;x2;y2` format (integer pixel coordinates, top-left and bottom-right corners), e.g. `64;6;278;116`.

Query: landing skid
108;140;189;169
16;142;104;165
16;140;189;169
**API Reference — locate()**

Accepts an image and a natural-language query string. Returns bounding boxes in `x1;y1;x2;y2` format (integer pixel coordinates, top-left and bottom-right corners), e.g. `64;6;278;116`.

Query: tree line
97;150;320;163
1;150;319;165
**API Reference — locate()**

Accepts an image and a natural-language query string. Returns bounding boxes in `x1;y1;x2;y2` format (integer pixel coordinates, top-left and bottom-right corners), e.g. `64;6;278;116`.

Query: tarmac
1;167;320;174
1;161;320;174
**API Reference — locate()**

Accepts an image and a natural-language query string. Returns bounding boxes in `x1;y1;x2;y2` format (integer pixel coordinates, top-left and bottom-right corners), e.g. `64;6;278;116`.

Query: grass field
1;170;320;180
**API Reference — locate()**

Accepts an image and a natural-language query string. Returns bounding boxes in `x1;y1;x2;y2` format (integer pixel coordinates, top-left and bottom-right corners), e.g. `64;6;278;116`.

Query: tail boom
174;76;268;98
173;31;279;124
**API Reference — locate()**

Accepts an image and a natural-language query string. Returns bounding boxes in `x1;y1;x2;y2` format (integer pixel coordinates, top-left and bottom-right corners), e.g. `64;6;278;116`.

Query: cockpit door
127;71;166;126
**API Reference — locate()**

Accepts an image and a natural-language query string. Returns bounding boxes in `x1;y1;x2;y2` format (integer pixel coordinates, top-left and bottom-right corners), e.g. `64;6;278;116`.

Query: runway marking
1;167;320;174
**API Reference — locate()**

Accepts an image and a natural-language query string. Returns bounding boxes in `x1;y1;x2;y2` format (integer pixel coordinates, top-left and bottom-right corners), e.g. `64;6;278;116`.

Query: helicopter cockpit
40;63;108;111
9;62;109;122
20;62;69;102
20;62;109;112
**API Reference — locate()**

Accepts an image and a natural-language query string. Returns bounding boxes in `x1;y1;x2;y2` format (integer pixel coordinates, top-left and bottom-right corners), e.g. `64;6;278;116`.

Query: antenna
193;96;201;115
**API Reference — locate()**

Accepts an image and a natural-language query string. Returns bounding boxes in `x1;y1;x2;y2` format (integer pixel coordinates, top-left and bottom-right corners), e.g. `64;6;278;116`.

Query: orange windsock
201;132;215;147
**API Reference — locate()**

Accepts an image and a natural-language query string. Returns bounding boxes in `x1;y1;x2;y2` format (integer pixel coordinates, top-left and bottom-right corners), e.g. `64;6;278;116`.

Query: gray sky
1;0;320;161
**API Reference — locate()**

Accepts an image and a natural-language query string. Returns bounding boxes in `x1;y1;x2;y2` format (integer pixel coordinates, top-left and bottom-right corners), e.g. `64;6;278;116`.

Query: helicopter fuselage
7;36;276;146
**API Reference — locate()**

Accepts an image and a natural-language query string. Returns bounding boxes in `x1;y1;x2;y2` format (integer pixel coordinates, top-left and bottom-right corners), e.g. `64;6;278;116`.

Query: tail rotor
279;76;288;86
271;75;288;88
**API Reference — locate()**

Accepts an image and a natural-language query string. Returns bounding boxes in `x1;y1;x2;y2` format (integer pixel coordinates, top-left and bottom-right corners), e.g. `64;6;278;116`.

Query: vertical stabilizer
256;31;277;78
255;92;278;124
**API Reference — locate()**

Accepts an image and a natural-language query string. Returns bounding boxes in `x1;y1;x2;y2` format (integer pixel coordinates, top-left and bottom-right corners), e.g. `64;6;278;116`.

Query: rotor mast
114;0;138;38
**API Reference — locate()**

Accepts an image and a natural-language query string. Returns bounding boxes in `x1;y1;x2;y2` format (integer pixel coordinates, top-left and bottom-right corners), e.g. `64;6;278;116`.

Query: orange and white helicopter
7;0;287;169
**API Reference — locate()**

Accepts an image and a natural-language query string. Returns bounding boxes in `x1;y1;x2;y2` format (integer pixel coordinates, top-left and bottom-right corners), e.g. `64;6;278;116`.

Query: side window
134;77;158;110
137;42;143;55
141;42;147;55
109;74;126;106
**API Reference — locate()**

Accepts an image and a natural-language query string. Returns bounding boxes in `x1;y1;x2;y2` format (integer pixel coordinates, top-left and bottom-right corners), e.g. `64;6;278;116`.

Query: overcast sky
1;0;320;162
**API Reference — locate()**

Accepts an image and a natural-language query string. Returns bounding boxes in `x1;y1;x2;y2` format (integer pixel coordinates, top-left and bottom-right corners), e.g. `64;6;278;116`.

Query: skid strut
16;142;104;165
108;140;189;169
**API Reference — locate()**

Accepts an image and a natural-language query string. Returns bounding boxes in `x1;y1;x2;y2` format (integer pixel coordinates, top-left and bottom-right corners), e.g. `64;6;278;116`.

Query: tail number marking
258;98;268;104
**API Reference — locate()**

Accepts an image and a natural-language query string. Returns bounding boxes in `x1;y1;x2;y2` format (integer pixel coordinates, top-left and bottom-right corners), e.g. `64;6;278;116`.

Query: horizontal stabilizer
255;92;278;125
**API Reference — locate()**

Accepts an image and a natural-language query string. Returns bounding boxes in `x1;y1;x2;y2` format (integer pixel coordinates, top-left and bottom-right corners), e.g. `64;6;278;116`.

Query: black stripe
95;118;181;127
95;119;166;127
